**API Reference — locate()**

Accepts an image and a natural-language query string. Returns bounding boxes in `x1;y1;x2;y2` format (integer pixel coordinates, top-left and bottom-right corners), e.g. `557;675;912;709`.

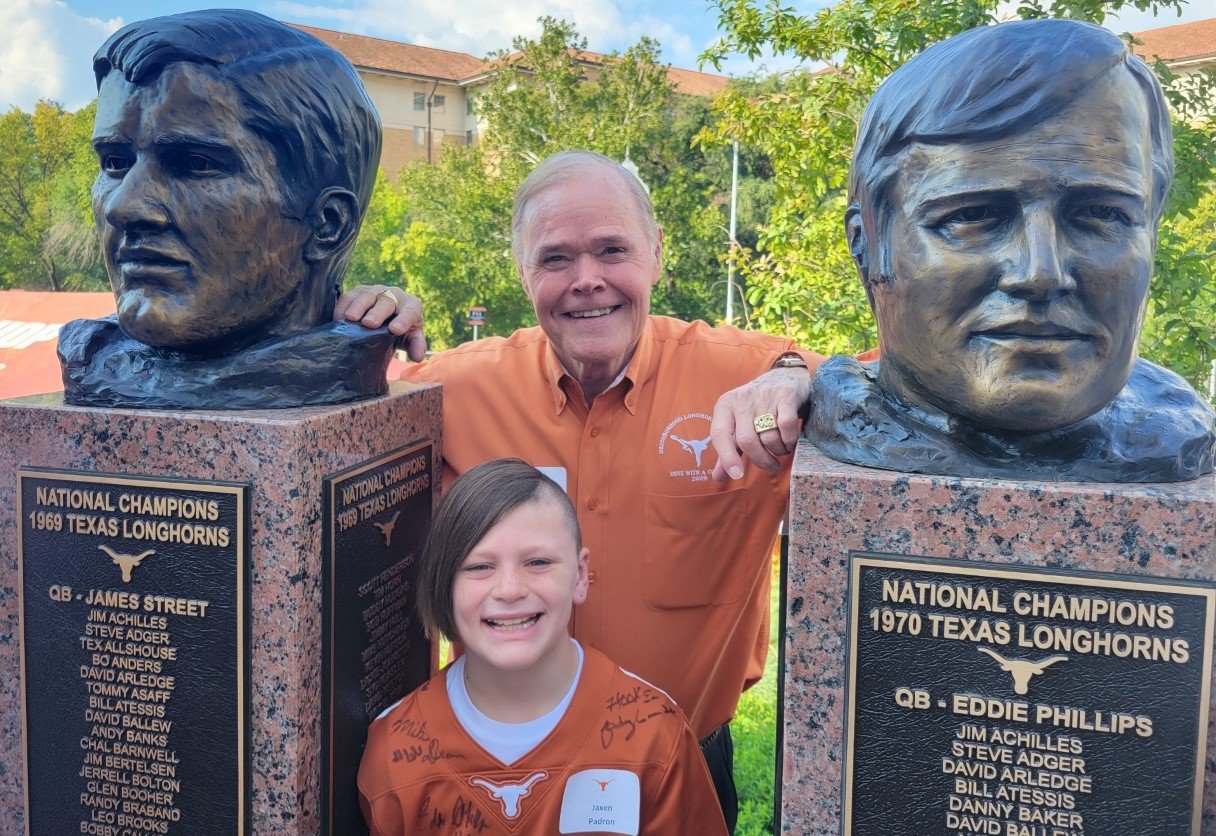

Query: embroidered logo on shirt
469;771;549;819
657;412;714;481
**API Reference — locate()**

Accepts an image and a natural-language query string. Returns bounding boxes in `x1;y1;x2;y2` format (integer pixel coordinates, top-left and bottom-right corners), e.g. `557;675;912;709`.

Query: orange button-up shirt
403;316;821;737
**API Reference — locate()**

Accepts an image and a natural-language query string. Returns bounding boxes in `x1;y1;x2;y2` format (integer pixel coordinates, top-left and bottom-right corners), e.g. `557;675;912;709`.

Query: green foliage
377;145;527;349
733;650;777;835
1140;62;1216;396
699;0;1216;393
732;565;780;835
0;100;106;291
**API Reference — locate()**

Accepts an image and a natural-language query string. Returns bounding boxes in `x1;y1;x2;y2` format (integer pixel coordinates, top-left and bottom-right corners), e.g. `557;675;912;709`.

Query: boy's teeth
569;307;613;318
487;614;539;629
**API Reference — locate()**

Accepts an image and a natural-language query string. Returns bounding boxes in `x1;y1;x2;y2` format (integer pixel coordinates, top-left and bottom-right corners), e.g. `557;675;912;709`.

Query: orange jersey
358;645;728;836
402;316;822;737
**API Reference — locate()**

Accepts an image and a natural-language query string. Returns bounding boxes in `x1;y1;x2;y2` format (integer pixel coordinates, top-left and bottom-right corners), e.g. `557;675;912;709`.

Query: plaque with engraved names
844;553;1215;836
18;468;249;836
322;440;434;835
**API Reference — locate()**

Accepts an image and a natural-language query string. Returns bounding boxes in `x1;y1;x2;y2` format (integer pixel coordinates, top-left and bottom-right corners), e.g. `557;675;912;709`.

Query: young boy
358;459;727;835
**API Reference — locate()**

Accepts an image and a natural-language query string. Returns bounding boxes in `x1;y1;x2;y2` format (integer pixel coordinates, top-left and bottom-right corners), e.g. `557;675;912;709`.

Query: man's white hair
511;150;660;264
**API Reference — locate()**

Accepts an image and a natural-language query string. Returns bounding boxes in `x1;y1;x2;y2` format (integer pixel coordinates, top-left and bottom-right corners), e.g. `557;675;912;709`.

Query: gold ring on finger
753;413;777;433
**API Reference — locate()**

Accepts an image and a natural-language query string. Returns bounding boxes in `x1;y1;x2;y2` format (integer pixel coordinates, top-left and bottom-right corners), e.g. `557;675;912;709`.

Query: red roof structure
289;23;729;97
0;291;116;400
1131;16;1216;64
289;24;486;80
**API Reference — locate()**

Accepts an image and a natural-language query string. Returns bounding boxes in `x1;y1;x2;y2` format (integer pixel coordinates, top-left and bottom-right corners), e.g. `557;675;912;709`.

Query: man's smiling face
516;167;661;395
869;70;1155;432
92;63;311;353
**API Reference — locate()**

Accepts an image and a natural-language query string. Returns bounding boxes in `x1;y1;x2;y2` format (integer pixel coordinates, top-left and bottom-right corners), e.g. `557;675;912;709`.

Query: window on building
466;130;475;146
413;127;426;146
466;99;475;115
413;92;425;111
432;129;446;146
432;94;446;113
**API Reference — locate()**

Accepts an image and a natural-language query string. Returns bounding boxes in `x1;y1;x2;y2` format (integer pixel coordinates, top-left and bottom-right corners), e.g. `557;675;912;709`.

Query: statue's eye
1073;204;1129;225
185;154;220;174
936;204;1011;238
101;154;132;175
944;205;1004;225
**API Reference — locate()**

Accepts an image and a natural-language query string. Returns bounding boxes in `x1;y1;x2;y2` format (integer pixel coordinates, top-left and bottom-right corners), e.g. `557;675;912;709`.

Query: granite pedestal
783;440;1216;835
0;381;441;835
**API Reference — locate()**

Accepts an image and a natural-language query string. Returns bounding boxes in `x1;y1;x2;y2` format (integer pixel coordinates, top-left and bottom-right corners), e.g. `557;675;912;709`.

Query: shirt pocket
641;488;752;609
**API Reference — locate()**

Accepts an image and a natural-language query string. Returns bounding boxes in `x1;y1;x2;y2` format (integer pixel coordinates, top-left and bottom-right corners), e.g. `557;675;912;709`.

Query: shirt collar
543;318;655;416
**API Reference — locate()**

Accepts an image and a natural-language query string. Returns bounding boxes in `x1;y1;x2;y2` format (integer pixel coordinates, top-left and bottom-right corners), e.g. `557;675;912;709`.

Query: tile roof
289;23;728;96
490;48;728;96
1130;16;1216;63
289;23;486;81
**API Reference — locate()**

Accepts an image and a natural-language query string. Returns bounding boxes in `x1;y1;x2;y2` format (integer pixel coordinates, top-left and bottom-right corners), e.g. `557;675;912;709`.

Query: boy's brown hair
416;458;580;642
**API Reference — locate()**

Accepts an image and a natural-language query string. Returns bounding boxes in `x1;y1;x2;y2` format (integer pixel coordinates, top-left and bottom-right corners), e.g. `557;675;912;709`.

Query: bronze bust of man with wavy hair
808;18;1215;483
58;9;397;409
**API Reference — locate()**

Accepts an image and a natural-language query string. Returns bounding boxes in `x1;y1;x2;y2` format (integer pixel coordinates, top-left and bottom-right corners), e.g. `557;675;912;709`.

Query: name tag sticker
558;769;640;834
536;466;568;493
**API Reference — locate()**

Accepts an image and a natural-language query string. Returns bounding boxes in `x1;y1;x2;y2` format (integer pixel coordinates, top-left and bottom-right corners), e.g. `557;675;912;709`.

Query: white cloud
0;0;121;111
275;0;625;59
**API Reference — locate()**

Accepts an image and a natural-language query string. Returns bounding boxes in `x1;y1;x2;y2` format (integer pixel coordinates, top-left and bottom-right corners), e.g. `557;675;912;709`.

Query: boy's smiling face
453;499;589;676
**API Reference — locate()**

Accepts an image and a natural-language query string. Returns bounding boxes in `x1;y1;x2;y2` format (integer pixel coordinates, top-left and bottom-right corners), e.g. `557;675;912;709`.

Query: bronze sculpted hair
848;18;1173;286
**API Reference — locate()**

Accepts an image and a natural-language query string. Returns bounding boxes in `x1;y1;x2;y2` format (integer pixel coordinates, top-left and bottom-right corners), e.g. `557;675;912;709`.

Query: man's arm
709;351;821;481
334;284;427;361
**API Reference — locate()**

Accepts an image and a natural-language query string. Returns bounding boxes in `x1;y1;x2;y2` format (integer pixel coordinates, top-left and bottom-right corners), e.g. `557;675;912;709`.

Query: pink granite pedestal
0;381;441;835
783;440;1216;835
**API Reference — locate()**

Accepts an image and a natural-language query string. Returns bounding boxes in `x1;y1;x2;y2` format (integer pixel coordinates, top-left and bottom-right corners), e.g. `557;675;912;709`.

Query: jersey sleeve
359;789;406;836
645;722;729;836
357;713;408;836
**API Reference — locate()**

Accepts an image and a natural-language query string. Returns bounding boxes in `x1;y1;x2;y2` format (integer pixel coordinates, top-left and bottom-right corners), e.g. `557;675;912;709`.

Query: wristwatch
771;352;808;370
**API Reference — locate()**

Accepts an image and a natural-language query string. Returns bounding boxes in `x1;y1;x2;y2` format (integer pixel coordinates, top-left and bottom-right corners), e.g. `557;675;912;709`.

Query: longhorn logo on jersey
468;770;549;819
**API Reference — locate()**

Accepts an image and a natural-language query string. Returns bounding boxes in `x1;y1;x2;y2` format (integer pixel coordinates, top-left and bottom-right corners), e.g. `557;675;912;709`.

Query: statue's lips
115;248;190;283
972;322;1092;343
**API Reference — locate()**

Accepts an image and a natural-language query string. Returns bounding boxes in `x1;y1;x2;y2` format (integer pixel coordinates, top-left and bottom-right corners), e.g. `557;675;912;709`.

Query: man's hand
710;366;812;481
334;285;426;361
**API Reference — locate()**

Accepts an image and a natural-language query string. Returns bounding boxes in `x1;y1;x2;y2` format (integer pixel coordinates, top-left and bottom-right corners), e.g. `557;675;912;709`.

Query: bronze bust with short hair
808;18;1215;482
58;9;397;409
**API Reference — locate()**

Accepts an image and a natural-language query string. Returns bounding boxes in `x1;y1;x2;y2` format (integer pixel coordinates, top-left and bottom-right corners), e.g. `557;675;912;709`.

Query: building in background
290;24;729;178
1129;16;1216;118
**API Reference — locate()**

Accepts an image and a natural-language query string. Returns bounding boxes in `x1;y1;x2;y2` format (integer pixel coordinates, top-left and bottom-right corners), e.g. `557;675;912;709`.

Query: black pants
699;723;738;834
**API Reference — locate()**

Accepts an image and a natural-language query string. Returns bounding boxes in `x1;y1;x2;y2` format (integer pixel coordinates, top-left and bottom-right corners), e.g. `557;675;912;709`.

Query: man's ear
845;205;870;280
650;226;664;287
304;188;360;263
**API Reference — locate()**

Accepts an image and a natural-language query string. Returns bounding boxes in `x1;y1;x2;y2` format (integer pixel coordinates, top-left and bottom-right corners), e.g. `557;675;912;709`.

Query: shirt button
587;498;598;511
590;427;601;438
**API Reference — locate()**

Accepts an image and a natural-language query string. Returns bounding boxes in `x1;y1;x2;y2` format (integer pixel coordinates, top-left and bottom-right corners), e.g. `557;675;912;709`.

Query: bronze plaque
844;553;1215;835
18;468;249;836
322;440;434;835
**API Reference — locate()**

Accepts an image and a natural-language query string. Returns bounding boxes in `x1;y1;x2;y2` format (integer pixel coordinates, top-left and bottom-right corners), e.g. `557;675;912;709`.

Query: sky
2;0;1214;111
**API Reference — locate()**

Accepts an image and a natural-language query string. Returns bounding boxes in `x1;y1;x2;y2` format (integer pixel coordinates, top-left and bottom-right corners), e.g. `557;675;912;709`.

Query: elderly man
809;18;1215;482
343;150;822;829
59;10;426;409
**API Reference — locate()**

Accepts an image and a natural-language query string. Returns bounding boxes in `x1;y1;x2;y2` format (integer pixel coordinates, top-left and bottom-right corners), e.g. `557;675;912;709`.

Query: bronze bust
59;10;396;409
808;19;1215;482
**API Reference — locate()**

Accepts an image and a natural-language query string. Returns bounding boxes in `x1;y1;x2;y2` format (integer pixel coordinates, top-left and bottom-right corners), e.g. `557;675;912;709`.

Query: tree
0;101;105;291
699;0;1216;394
381;18;743;348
